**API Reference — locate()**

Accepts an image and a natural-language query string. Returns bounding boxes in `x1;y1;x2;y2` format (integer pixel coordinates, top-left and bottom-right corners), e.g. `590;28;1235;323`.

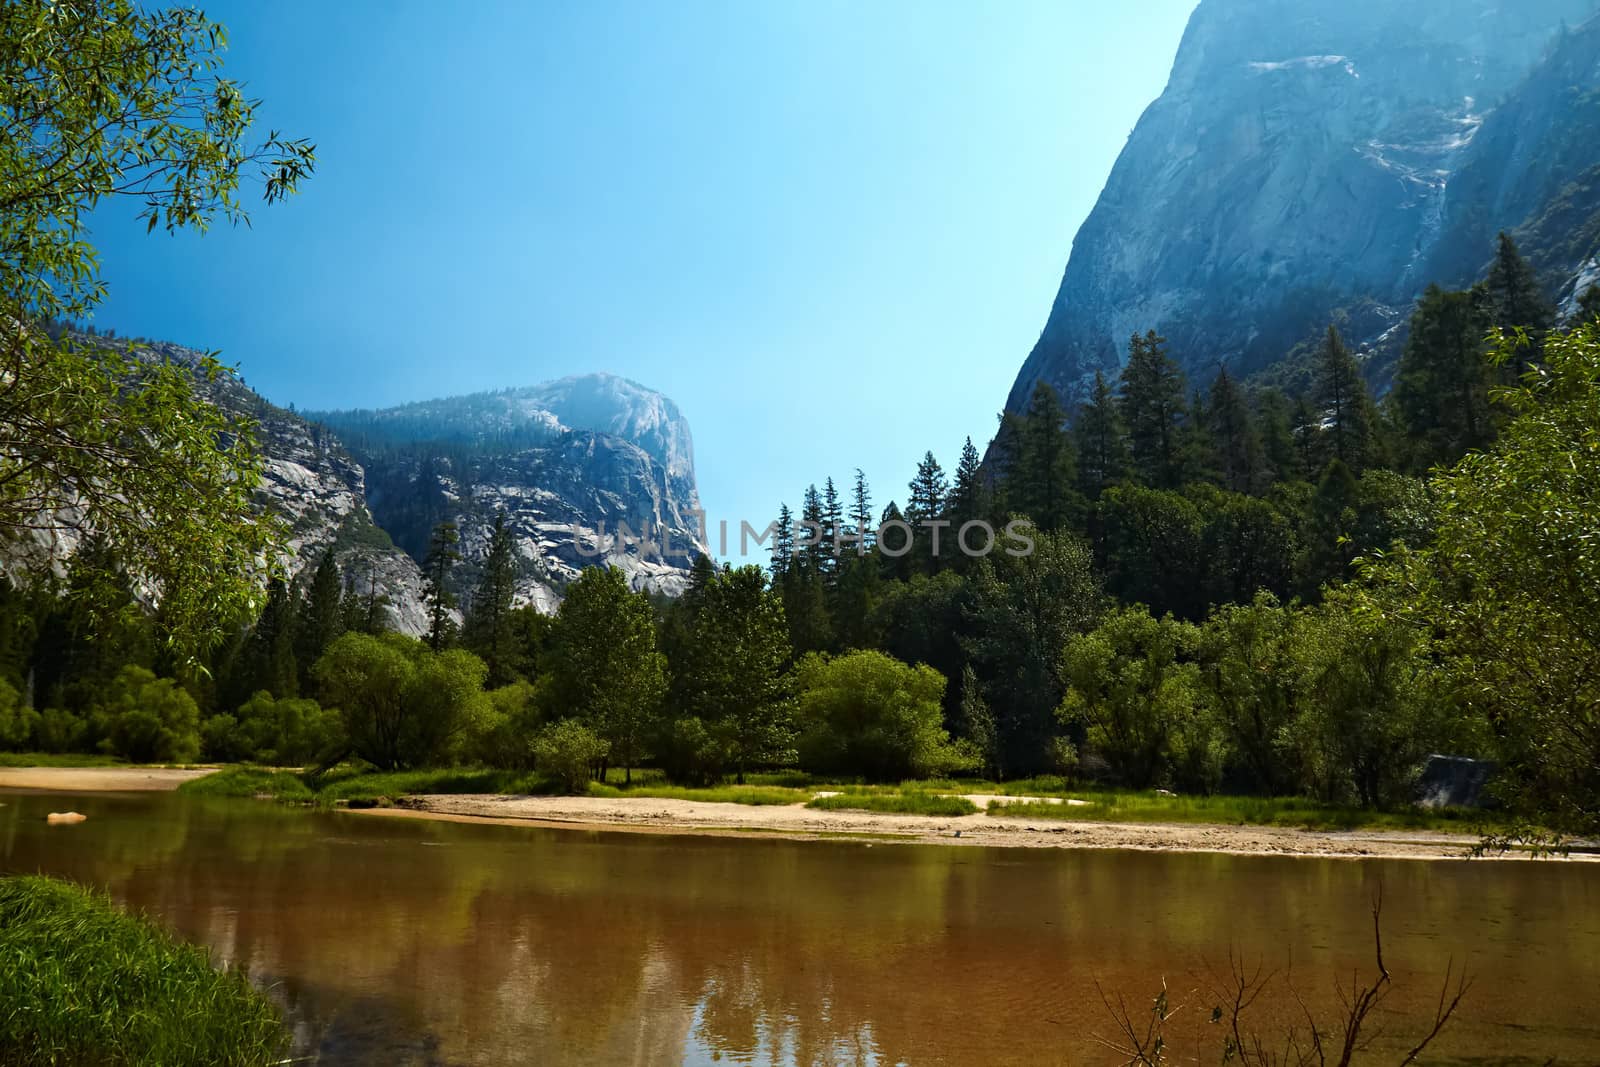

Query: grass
985;790;1497;832
589;782;806;805
0;875;286;1066
177;765;1500;834
0;752;127;768
179;766;315;801
807;791;980;817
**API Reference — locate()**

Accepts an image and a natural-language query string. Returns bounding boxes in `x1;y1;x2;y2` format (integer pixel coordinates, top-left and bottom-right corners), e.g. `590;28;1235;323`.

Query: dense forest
4;231;1597;840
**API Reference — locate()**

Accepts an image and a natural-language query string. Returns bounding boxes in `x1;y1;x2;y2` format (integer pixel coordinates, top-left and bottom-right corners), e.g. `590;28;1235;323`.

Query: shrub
794;650;966;781
31;708;86;753
1059;606;1224;793
312;633;488;770
532;719;609;794
0;678;39;749
460;679;544;769
204;692;342;765
0;875;286;1065
93;666;201;763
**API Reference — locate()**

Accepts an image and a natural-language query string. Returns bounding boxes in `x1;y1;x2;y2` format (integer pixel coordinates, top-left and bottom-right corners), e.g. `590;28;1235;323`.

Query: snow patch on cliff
1249;55;1357;77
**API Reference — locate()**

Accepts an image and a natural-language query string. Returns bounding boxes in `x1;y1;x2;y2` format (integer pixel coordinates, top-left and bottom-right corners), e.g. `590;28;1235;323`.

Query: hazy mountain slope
313;374;708;610
1006;0;1600;409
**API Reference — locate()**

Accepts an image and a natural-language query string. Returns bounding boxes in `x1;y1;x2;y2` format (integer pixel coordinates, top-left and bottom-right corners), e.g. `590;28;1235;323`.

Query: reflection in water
2;790;1598;1065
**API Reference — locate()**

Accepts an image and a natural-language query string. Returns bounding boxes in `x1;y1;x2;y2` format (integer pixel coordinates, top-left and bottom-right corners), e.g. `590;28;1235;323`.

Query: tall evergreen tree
1483;232;1554;368
1013;383;1078;531
821;477;844;563
799;485;827;577
770;503;795;578
422;520;461;652
1316;325;1374;471
1206;367;1262;495
1254;388;1301;485
1074;370;1128;498
545;566;665;784
1119;330;1187;489
850;469;874;553
947;437;986;532
906;451;949;572
1393;285;1494;471
463;512;520;686
229;577;298;707
294;548;343;691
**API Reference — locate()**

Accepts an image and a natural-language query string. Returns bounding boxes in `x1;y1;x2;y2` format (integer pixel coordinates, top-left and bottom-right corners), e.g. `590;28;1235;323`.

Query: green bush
0;875;286;1065
459;679;544;769
532;719;609;794
203;691;342;765
30;708;87;754
93;666;201;763
0;678;39;749
795;650;966;781
312;633;488;769
1060;606;1223;793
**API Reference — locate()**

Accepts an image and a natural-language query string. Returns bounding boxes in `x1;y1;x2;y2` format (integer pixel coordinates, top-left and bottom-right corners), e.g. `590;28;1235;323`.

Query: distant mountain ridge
1006;0;1600;409
311;373;708;613
12;339;709;627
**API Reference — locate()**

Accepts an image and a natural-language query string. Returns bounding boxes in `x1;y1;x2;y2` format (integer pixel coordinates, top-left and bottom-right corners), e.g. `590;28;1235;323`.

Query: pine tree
799;485;827;577
1074;370;1128;498
821;477;844;563
906;451;948;524
769;503;795;578
231;577;298;706
850;469;874;554
294;548;343;689
1483;232;1554;369
947;437;985;531
422;520;461;652
906;451;949;572
1316;325;1374;471
463;512;519;685
1394;285;1494;471
1206;367;1262;494
1255;389;1300;486
1013;382;1078;531
1119;330;1187;489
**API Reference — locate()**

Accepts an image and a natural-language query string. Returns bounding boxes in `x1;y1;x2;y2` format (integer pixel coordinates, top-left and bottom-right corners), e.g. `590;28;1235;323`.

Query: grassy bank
807;791;980;816
178;765;1495;834
0;875;285;1066
181;765;810;808
986;790;1494;832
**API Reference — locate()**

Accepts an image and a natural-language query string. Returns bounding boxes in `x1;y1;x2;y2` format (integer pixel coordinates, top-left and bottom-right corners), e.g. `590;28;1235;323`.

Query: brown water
1;790;1597;1066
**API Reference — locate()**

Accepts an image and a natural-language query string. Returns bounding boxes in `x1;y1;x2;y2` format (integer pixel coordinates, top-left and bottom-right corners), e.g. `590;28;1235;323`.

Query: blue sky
88;1;1197;556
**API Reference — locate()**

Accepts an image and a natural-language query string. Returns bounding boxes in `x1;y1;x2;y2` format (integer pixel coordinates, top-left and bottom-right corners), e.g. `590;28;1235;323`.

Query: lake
1;788;1597;1065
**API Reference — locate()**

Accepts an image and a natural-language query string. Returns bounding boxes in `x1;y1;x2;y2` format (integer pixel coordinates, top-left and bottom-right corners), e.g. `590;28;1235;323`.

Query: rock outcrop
312;374;709;611
1006;0;1600;409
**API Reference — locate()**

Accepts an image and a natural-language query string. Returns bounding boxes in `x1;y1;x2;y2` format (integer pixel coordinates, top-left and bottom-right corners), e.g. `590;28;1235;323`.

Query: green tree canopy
0;0;313;664
544;566;665;783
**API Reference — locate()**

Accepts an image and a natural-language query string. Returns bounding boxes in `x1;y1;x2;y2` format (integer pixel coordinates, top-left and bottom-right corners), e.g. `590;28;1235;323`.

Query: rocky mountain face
311;374;708;614
12;338;435;636
19;341;706;630
1007;0;1600;409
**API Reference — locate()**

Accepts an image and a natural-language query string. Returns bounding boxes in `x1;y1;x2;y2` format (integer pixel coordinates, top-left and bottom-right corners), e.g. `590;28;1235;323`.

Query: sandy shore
366;792;1589;862
0;766;216;792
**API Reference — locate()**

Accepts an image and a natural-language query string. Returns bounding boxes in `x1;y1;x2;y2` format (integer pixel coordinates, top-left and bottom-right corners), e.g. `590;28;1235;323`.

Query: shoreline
0;766;216;792
365;792;1589;862
5;765;1589;862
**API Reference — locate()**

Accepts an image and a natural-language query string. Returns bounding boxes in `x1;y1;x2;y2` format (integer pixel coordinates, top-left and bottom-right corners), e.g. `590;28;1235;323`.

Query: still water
1;789;1597;1066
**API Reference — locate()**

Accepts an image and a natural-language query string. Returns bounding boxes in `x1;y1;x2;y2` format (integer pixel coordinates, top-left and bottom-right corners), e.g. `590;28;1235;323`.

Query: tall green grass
986;790;1493;832
807;792;979;816
0;876;286;1066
